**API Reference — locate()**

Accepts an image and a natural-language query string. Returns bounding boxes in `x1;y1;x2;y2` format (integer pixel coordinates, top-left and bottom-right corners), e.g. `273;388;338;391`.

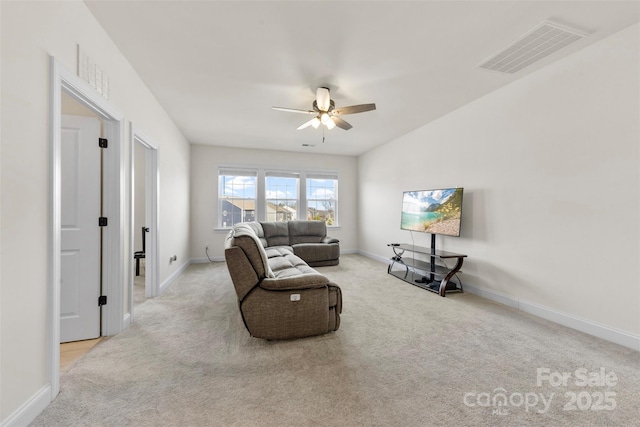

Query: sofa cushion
288;220;326;244
264;246;294;258
261;273;329;290
268;252;318;278
261;221;290;247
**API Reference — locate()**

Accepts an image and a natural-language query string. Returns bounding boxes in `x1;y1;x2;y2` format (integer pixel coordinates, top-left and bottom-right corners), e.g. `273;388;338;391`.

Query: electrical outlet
205;245;209;251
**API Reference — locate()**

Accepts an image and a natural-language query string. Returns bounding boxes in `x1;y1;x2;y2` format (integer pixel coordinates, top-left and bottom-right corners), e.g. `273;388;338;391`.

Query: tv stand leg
438;257;464;297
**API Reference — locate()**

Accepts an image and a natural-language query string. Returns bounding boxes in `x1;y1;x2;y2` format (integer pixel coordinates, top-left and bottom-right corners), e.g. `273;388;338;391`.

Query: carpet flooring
32;255;639;426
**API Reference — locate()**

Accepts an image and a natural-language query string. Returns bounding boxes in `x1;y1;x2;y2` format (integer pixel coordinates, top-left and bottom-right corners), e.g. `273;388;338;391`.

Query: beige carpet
32;255;639;426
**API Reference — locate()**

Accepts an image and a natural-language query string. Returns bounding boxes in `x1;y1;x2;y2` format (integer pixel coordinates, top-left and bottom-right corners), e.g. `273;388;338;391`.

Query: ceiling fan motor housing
313;99;335;113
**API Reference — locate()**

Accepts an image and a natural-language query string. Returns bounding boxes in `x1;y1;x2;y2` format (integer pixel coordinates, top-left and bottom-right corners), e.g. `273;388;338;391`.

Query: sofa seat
292;242;340;266
266;248;318;279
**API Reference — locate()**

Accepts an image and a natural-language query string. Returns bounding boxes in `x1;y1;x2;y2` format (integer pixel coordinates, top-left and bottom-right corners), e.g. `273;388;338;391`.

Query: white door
60;115;102;343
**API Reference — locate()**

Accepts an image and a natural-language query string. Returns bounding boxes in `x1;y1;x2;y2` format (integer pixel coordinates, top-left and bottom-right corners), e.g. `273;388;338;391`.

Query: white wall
358;24;639;344
190;144;358;260
0;0;190;422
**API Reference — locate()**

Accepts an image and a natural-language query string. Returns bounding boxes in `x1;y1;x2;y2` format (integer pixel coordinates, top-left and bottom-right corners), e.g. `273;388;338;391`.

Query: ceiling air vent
478;21;588;74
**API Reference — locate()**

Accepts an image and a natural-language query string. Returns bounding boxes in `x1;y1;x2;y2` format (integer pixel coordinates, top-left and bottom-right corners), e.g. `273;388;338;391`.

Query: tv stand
387;238;466;297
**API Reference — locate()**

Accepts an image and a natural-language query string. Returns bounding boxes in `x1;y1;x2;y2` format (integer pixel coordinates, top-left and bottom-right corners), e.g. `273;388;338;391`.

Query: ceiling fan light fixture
311;117;321;129
320;113;336;129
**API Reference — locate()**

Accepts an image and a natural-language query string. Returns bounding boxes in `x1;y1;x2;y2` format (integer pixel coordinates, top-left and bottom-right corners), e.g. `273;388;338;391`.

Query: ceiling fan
273;87;376;131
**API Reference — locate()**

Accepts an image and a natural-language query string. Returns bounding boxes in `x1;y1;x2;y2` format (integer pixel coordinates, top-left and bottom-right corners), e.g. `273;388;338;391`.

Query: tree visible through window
307;174;337;226
219;169;256;227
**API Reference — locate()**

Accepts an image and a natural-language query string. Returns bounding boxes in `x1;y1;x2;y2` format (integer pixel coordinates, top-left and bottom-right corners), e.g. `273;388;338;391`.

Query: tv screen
401;188;464;236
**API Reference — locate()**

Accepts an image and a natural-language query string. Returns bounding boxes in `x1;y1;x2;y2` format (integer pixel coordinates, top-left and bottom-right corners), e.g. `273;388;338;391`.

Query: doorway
49;57;125;398
130;126;159;318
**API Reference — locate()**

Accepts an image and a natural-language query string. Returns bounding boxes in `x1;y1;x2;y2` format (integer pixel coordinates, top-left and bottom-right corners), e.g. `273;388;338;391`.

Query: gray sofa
259;220;340;266
224;221;342;340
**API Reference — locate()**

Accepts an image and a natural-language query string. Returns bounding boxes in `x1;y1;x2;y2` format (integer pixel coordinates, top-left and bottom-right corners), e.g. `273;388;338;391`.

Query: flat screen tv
401;188;464;236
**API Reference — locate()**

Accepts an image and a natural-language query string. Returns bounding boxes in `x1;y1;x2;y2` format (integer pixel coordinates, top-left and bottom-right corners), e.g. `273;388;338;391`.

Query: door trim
49;56;125;398
129;124;160;320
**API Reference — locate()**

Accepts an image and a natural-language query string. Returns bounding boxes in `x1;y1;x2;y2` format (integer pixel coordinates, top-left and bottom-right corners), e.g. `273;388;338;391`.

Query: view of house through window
218;168;338;227
307;174;337;225
219;169;257;227
265;172;299;222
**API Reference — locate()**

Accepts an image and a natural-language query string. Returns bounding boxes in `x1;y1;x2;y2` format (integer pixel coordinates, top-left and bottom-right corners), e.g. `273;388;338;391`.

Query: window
218;169;256;227
218;167;338;228
265;172;299;222
306;173;338;226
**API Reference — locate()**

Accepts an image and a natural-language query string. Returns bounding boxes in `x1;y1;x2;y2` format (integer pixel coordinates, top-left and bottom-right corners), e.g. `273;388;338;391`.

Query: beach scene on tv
401;188;463;236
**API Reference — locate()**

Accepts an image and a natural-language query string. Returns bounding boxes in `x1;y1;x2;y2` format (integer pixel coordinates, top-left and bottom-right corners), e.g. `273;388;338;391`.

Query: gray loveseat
224;221;342;340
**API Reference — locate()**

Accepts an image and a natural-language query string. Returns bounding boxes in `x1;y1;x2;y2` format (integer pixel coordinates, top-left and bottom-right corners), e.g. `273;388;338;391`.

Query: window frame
218;168;258;228
264;171;300;222
216;166;339;229
305;173;339;226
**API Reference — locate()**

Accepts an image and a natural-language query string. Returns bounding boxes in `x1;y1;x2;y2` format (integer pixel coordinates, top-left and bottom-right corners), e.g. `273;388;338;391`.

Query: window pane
220;173;256;227
306;177;337;226
265;175;298;222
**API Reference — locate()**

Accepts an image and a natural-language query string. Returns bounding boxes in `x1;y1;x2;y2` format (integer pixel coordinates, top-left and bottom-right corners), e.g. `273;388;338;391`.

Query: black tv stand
387;237;466;297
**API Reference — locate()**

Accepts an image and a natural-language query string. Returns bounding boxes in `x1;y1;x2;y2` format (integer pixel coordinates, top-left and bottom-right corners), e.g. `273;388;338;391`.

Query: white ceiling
85;1;639;156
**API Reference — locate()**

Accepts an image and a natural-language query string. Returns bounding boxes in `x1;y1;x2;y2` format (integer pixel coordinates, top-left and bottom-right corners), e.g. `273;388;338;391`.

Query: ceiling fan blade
272;107;316;115
332;103;376;115
297;118;318;130
332;116;353;130
316;87;331;112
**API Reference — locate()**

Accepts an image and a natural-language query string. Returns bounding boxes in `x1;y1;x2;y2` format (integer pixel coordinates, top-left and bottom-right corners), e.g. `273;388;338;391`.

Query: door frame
49;56;125;397
129;124;160;318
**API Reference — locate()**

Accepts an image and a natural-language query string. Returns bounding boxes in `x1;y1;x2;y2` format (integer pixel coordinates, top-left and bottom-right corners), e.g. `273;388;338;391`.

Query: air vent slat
477;21;588;74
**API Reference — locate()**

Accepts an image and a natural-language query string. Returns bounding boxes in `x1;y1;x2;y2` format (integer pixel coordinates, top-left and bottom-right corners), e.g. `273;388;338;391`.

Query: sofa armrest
260;274;329;291
322;236;340;244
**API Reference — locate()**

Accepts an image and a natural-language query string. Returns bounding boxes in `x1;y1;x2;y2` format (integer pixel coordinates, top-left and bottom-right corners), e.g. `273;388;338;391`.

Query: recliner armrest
322;236;339;244
260;274;329;291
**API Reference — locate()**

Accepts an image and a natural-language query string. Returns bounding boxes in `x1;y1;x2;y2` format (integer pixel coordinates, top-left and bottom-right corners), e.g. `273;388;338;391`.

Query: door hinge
98;295;107;306
98;217;108;227
98;138;108;148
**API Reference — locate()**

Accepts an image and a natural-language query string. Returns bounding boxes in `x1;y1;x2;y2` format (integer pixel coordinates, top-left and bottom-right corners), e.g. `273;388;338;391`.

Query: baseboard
191;256;224;264
461;282;519;310
123;311;131;327
359;251;640;351
340;248;359;255
357;249;388;264
1;384;51;427
159;260;191;294
457;284;639;351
